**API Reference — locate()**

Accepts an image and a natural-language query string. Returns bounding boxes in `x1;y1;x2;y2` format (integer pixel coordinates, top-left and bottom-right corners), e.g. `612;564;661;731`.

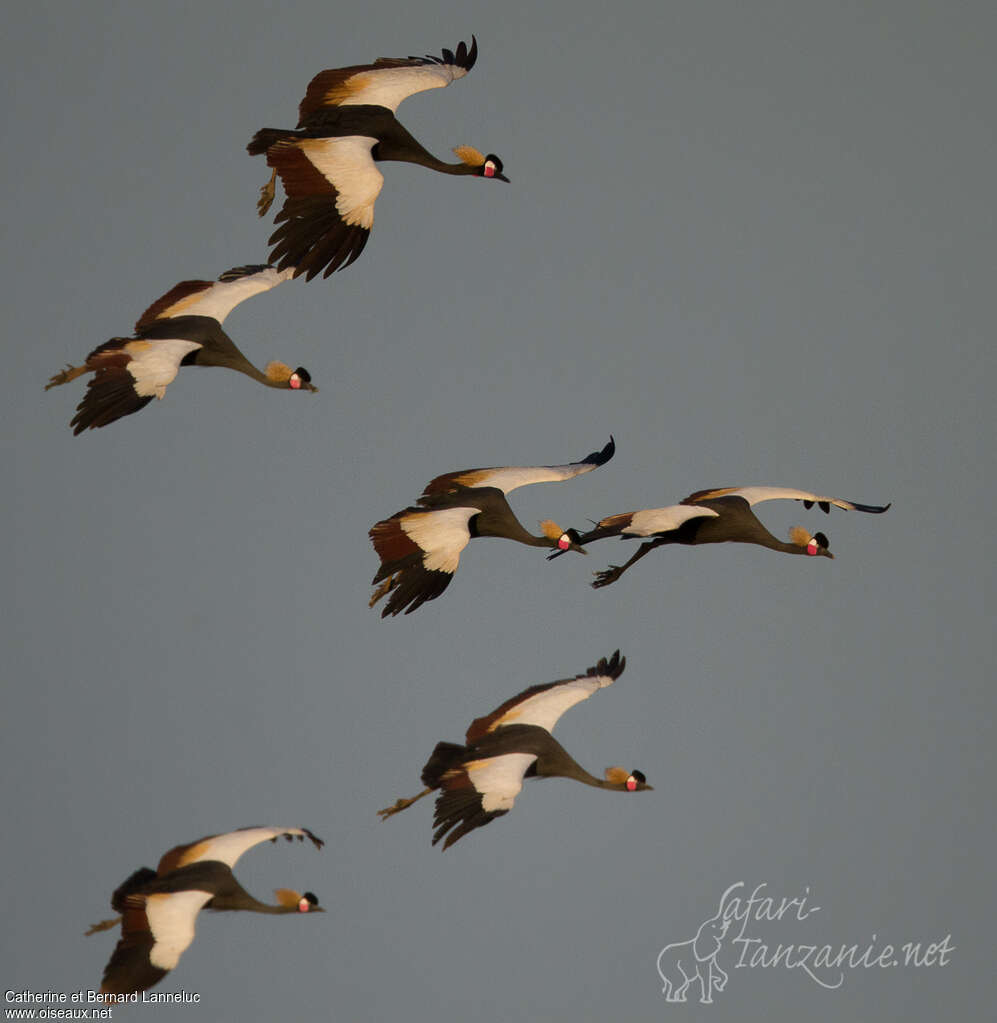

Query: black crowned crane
85;826;324;996
46;265;316;434
550;485;890;587
247;36;508;280
378;651;651;848
368;437;615;616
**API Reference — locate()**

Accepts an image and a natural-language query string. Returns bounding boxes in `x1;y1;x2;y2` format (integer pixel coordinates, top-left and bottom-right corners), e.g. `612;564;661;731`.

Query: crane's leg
592;539;661;588
85;916;121;936
257;168;278;217
377;788;433;820
45;364;89;390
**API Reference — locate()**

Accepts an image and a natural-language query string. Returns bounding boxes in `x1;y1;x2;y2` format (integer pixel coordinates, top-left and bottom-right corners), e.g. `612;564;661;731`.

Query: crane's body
378;652;651;848
46;265;315;434
248;38;507;280
553;485;890;587
369;437;615;615
87;826;324;996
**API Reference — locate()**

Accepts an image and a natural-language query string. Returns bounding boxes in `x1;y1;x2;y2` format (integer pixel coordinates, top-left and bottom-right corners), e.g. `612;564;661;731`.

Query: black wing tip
590;649;625;680
802;496;891;514
302;828;325;850
427;36;477;70
371;566;453;617
585;435;616;466
218;264;273;282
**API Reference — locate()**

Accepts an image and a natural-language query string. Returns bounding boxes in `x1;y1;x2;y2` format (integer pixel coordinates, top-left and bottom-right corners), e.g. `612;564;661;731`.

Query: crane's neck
692;501;811;554
465;497;557;549
207;881;297;914
158;316;284;387
373;125;478;176
493;727;626;790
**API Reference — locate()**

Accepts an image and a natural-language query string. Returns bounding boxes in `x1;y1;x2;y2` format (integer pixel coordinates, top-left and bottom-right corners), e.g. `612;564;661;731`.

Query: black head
289;366;318;393
542;521;587;555
809;531;833;558
627;769;652;792
481;154;509;182
299;891;324;912
791;526;833;558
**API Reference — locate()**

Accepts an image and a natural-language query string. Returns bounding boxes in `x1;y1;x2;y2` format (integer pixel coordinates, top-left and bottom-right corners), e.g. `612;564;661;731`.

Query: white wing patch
340;65;466;113
401;507;475;573
461;461;604;496
494;676;616;734
167;267;295;324
145;890;213;970
713;486;859;510
300;137;383;228
465;754;537;812
624;505;719;537
125;340;202;399
184;827;314;868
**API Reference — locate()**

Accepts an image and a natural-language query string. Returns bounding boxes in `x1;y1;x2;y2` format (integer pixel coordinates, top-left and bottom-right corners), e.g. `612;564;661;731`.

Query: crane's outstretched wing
431;751;534;849
156;826;324;875
48;335;200;434
99;890;211;995
298;38;478;120
684;486;890;515
423;436;615;496
135;265;294;330
260;136;382;279
598;504;719;538
466;651;626;742
547;504;718;560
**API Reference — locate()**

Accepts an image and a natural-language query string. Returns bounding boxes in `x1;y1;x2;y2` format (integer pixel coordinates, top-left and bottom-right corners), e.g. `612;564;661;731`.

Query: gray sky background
4;1;995;1020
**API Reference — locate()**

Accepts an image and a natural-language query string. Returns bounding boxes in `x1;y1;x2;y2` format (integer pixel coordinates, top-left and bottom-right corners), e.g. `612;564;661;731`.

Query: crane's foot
368;575;396;608
256;169;278;217
592;565;624;589
377;788;431;819
45;364;87;390
85;916;121;936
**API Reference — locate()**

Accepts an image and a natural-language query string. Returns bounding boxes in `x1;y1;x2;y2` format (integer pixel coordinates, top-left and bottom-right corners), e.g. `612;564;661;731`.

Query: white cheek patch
558;534;571;550
626;777;638;791
806;539;818;555
289;374;302;389
484;162;496;177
